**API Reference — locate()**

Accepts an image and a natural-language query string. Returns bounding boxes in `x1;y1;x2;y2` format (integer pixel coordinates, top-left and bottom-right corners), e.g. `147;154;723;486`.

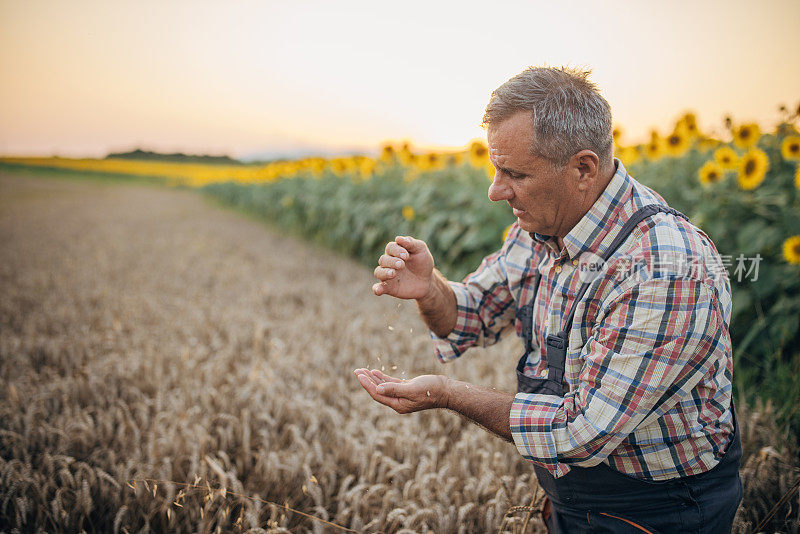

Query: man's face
487;111;577;237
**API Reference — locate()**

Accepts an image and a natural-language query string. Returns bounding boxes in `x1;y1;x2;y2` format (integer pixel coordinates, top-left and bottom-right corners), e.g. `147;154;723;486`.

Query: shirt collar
529;158;633;260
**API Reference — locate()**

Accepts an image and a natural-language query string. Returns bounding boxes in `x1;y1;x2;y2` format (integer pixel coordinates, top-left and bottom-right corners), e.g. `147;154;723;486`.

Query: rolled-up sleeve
430;236;518;363
509;275;728;478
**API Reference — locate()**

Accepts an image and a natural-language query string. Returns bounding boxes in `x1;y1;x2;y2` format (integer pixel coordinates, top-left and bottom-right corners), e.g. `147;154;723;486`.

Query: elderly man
354;67;742;533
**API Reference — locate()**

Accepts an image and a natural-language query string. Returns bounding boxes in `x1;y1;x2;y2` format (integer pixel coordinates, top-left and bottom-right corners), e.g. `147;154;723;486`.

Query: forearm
444;378;514;442
416;268;457;338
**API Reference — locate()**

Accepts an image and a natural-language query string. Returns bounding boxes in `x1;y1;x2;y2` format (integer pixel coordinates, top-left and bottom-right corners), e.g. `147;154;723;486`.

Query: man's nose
488;172;513;202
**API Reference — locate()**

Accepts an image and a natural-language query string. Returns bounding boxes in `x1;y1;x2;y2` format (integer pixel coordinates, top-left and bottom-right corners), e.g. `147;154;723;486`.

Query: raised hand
353;368;449;414
372;235;435;300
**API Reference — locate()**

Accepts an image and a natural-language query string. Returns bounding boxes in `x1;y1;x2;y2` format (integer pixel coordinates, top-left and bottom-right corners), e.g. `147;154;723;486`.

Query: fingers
395;235;426;254
372;279;400;296
374;252;405;283
353;368;373;378
384;236;426;258
363;374;402;397
353;369;403;411
360;369;406;396
354;368;380;395
385;241;410;259
354;370;440;414
373;265;397;281
354;368;378;387
375;238;417;284
356;372;381;399
354;368;402;384
372;369;404;383
378;254;405;270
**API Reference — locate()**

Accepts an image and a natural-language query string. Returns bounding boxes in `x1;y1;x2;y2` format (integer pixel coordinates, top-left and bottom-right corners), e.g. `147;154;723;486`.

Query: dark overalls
515;205;743;533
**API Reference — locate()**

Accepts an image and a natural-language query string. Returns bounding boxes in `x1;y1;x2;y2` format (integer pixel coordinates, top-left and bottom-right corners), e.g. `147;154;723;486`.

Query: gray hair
482;66;613;168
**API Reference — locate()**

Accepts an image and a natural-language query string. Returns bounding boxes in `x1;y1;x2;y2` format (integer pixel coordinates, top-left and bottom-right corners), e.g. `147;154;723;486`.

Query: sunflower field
2;109;799;440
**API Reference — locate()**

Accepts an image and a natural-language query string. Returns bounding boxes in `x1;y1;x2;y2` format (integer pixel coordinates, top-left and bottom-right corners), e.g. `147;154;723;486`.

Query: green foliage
203;128;800;439
203;164;516;282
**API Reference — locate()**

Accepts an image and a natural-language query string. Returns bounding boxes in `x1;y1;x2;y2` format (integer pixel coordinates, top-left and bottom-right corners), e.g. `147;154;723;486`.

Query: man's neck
553;161;616;255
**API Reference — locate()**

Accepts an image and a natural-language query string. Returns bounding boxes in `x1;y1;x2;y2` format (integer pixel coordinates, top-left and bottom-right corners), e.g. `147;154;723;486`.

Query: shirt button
572;259;579;266
554;265;562;274
540;369;548;377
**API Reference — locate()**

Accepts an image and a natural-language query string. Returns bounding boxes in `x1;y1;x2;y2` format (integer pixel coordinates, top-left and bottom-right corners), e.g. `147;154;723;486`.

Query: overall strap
559;204;688;336
542;205;688;390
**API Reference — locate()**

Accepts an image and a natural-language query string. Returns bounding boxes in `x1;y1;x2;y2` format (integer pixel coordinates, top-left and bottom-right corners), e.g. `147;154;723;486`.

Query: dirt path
0;172;534;533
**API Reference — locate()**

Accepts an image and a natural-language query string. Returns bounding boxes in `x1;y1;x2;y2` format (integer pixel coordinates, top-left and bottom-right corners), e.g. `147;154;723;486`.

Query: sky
1;0;799;159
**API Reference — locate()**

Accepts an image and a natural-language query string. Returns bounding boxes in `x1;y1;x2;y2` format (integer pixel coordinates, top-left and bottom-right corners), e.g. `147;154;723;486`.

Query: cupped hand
372;235;435;300
353;368;449;414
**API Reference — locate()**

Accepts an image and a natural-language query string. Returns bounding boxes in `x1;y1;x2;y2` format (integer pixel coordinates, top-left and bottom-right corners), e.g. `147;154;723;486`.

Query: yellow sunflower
697;136;720;153
783;235;800;265
308;157;326;177
713;146;739;171
677;112;700;139
468;140;489;168
616;146;641;166
417;152;443;171
698;161;724;186
486;160;496;180
328;157;352;176
502;224;514;241
732;123;761;149
359;157;376;178
403;152;418;167
664;126;691;157
612;126;623;146
444;152;464;167
402;205;415;221
414;154;430;171
737;148;770;190
380;143;396;163
398;142;414;165
795;165;800;189
781;135;800;161
643;135;665;161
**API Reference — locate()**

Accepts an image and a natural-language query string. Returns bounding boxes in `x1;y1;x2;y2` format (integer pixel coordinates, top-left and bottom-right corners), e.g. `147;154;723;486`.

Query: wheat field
0;172;797;533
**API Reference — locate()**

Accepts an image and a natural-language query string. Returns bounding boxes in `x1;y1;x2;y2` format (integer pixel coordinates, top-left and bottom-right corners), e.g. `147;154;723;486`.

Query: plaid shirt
431;159;736;481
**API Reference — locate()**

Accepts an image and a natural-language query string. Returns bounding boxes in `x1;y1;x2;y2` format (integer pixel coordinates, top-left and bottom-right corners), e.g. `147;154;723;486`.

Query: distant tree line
105;148;244;165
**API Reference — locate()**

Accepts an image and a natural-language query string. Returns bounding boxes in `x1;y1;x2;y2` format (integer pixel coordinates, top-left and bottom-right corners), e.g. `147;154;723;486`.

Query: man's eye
508;171;525;179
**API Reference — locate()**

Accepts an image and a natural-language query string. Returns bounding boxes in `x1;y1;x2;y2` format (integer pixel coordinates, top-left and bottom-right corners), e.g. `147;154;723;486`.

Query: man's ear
572;150;600;190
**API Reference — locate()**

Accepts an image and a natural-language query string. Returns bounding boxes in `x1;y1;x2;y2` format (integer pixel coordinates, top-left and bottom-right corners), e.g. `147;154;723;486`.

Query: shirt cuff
429;282;479;363
510;392;572;478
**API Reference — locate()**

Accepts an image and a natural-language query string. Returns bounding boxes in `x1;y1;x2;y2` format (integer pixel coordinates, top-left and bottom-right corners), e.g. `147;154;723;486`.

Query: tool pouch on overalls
515;277;570;398
513;204;742;507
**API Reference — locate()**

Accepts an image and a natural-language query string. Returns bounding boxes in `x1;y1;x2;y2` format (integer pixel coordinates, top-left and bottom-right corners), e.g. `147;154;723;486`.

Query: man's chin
516;218;536;233
517;219;550;237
